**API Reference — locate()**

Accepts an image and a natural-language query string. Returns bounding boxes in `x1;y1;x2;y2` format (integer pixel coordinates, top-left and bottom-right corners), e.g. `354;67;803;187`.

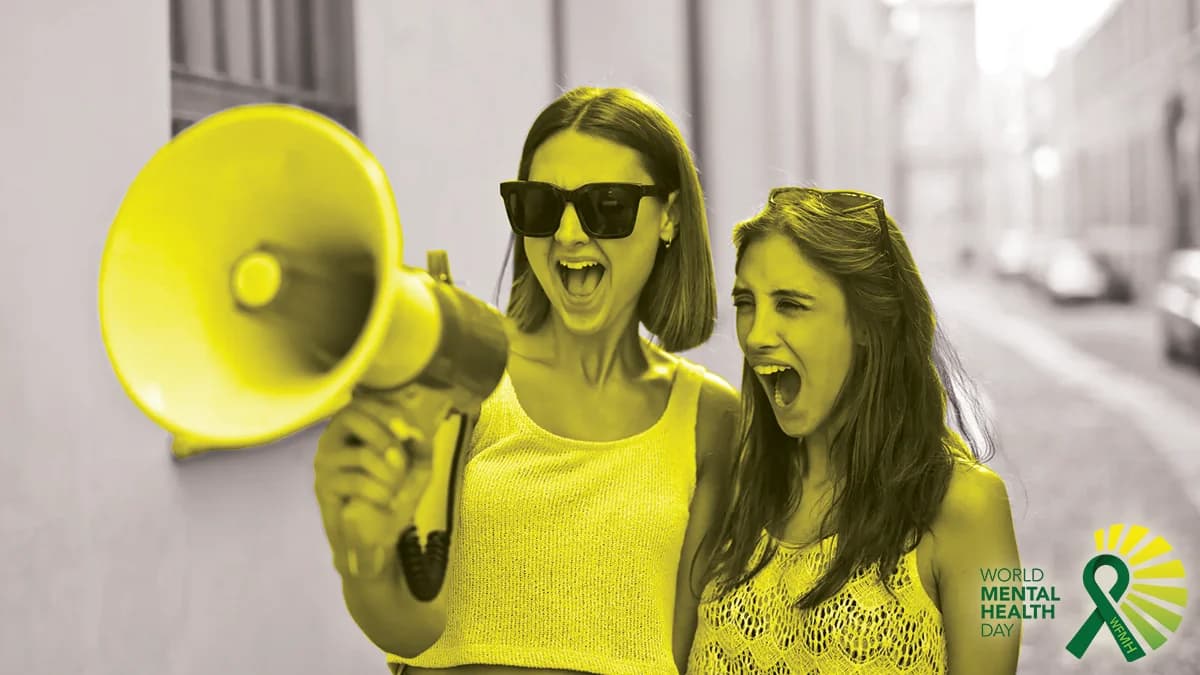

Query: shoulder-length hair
500;86;716;352
700;189;997;608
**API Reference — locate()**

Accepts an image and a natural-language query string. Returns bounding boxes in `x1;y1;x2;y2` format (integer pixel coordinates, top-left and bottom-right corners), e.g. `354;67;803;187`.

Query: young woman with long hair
683;187;1021;674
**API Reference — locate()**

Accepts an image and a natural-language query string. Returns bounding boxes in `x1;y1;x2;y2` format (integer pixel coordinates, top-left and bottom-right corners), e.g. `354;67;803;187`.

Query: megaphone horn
99;103;508;453
98;104;510;599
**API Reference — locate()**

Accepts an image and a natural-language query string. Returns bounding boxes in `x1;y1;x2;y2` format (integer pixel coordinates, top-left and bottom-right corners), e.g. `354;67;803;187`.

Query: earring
664;238;673;249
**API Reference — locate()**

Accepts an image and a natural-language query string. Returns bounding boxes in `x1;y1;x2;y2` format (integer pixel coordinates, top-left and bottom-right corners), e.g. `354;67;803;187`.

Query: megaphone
98;103;509;599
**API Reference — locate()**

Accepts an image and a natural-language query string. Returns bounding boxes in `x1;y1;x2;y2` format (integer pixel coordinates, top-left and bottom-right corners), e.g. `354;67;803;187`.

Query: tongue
775;369;802;406
565;266;604;296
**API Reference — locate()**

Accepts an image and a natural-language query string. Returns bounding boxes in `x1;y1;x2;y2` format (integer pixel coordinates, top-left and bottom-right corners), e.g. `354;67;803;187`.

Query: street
924;262;1200;674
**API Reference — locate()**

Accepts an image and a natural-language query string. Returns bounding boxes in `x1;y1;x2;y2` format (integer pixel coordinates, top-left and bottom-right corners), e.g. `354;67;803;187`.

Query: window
1129;134;1146;224
170;0;187;66
1111;141;1130;225
168;0;357;135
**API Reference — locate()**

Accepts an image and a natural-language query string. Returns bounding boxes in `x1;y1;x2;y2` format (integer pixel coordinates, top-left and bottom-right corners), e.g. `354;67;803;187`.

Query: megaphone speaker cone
99;104;403;448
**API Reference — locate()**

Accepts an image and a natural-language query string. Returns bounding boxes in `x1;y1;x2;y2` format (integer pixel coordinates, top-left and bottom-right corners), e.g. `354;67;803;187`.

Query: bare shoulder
692;364;739;475
697;367;739;417
937;461;1013;529
931;461;1019;575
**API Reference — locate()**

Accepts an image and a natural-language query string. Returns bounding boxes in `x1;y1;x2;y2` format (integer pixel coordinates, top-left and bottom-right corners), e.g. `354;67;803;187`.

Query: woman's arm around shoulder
932;461;1022;675
673;368;740;671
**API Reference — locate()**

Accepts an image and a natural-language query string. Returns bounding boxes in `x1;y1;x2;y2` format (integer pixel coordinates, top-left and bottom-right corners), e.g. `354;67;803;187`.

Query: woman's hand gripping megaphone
311;250;508;601
313;381;461;581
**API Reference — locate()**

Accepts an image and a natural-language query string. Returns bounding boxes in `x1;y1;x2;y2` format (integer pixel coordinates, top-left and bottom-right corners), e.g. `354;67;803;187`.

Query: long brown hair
498;86;716;351
700;190;996;609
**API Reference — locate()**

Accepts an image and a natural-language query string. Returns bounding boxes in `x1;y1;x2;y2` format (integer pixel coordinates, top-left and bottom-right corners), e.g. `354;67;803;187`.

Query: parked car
1156;248;1200;366
990;227;1034;279
1028;238;1132;303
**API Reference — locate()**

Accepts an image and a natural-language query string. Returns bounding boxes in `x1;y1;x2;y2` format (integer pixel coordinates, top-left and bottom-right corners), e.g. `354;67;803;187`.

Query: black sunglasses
768;187;889;252
499;181;671;239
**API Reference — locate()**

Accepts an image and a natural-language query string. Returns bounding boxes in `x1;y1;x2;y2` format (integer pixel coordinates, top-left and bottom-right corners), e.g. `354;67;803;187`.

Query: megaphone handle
396;408;474;602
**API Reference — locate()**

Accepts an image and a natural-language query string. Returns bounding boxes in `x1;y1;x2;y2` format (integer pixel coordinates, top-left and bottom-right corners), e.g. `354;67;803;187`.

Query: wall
0;1;555;673
356;1;556;300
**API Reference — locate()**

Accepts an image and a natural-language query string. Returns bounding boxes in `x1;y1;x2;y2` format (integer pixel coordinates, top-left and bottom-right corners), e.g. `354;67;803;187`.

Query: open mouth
557;260;606;298
754;364;802;408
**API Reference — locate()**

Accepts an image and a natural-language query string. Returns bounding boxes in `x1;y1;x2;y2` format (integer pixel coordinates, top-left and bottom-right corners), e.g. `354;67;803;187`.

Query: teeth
559;260;600;270
754;364;791;375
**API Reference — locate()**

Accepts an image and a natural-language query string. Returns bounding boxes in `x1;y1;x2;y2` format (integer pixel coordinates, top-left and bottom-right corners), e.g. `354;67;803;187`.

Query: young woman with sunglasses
681;188;1021;674
313;86;739;675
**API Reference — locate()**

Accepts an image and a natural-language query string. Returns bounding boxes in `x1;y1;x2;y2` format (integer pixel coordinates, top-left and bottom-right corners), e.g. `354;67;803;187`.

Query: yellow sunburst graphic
1081;524;1188;656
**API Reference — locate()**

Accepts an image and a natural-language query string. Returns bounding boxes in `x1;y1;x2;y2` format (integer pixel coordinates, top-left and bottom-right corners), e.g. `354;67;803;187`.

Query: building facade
1033;0;1200;298
893;0;984;268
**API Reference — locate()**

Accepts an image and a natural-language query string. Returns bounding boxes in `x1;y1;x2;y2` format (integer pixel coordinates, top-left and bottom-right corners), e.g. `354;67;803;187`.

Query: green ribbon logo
1067;524;1188;662
1066;554;1146;661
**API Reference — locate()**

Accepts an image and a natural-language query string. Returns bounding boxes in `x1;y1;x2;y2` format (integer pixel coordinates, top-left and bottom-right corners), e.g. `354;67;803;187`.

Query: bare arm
673;372;740;672
933;463;1022;674
339;551;448;657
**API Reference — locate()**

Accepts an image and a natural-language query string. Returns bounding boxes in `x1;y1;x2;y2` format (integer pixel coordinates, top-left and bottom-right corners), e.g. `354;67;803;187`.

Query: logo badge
1066;524;1187;661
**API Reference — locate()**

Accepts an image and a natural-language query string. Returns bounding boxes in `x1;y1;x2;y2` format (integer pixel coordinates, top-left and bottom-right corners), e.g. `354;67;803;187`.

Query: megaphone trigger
427;250;453;284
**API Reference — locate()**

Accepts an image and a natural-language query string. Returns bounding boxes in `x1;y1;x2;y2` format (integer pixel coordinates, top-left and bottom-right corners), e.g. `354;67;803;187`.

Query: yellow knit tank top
687;533;946;674
393;358;706;674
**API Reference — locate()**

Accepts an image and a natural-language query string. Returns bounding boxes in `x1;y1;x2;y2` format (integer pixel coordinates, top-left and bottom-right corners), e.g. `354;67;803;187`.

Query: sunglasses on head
768;186;890;251
499;180;671;239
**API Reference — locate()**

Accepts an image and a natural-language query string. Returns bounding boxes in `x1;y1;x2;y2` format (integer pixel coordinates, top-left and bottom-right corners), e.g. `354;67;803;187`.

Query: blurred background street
922;259;1200;673
4;0;1200;673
